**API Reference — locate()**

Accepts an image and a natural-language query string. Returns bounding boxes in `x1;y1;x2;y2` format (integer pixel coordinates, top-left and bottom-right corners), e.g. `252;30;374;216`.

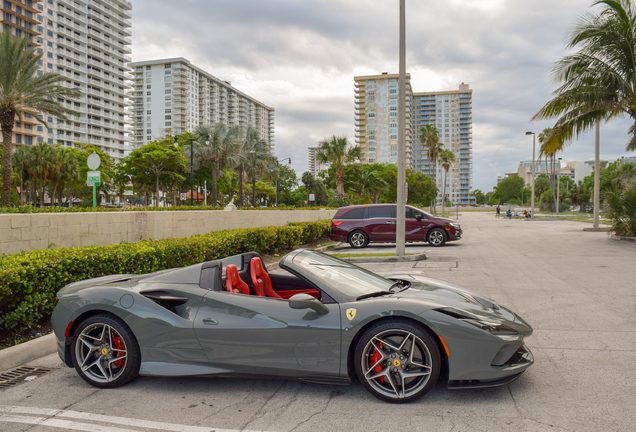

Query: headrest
226;264;239;287
250;257;264;276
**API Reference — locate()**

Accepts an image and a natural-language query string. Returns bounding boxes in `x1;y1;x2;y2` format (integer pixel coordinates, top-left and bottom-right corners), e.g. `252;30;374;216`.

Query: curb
0;333;57;373
332;252;427;263
610;233;636;243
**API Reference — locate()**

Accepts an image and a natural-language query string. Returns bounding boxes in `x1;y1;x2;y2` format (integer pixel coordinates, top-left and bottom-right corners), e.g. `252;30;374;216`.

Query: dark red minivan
330;204;462;248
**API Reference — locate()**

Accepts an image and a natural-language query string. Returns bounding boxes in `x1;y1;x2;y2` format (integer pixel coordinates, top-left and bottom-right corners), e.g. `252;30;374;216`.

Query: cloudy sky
131;0;634;192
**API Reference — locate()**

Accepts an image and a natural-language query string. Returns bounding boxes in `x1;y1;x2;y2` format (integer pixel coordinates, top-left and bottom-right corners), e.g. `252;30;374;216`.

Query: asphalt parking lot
1;212;634;432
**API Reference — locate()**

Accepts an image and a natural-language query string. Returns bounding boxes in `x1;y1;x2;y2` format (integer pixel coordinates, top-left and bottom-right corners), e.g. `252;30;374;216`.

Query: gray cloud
131;0;636;192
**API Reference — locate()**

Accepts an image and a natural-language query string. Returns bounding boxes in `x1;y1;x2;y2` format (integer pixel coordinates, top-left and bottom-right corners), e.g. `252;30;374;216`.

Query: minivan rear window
368;206;393;219
336;207;365;219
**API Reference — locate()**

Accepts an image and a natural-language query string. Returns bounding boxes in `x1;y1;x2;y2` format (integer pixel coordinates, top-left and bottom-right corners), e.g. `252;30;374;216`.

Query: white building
308;146;330;178
128;58;275;150
47;0;133;164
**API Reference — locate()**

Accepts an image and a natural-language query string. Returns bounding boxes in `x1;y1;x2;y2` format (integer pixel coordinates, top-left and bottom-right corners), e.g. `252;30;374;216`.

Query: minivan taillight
332;221;343;226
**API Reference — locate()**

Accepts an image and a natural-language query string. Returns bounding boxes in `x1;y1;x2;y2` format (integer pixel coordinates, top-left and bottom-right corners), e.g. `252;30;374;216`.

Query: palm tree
419;124;444;210
1;32;81;207
48;146;79;206
28;142;55;207
348;164;387;203
538;127;565;208
439;149;456;216
243;129;270;207
316;135;360;196
232;125;260;207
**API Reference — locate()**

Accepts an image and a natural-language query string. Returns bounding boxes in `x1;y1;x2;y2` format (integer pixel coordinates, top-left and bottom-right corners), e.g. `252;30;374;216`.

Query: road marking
0;406;273;432
0;415;140;432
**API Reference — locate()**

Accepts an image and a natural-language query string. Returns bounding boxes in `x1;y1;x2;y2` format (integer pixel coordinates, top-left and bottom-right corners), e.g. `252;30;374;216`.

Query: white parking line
0;406;273;432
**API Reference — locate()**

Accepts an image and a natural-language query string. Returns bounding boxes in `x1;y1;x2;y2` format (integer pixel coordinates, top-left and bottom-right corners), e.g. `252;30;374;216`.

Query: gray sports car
51;249;534;403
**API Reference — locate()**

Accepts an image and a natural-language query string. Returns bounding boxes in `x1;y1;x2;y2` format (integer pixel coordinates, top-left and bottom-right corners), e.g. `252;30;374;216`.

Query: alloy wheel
360;329;433;400
350;232;366;247
75;323;128;384
429;230;444;246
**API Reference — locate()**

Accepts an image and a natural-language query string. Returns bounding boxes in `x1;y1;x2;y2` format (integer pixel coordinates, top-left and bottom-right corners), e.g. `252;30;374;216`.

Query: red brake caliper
369;342;384;384
111;332;125;368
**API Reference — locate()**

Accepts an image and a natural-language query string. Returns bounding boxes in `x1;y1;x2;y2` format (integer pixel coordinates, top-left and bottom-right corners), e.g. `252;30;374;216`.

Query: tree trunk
238;165;244;207
212;161;218;206
39;173;45;207
442;170;446;216
52;179;59;206
336;165;345;195
20;178;23;206
58;185;64;206
252;177;256;207
1;117;14;207
156;174;160;207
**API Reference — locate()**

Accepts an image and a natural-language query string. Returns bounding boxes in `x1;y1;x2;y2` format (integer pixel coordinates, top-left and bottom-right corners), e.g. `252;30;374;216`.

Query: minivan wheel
427;228;446;247
349;230;369;248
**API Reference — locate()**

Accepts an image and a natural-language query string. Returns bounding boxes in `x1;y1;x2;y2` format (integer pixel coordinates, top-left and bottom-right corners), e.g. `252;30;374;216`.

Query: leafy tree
49;147;79;206
473;189;486;204
243;130;271;207
534;174;551;200
405;170;438;207
120;139;186;206
1;32;81;206
316;135;360;196
276;165;299;205
493;176;525;203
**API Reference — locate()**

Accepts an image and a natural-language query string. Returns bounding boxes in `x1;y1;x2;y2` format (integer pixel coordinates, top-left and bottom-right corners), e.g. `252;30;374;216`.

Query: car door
364;205;396;242
405;206;432;241
193;291;342;377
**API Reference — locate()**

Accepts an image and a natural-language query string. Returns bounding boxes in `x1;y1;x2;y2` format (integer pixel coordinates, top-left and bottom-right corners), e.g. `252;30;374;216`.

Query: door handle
202;318;218;325
386;221;395;224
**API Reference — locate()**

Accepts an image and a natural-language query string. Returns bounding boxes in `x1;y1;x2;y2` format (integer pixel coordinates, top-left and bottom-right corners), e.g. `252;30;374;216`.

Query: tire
427;228;446;247
354;319;440;403
348;230;369;249
71;313;141;388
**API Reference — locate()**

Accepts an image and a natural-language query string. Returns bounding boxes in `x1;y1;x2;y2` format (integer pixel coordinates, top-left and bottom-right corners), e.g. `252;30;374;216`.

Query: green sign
87;171;101;186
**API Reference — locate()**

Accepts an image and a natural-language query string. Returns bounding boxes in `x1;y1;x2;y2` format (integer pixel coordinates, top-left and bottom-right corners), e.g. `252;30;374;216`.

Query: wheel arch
346;315;449;383
347;228;369;241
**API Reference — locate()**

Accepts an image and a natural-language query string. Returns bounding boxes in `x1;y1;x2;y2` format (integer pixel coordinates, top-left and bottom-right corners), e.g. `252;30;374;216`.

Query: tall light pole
396;0;407;257
593;121;600;229
557;157;562;216
174;134;210;206
526;131;536;219
275;157;291;207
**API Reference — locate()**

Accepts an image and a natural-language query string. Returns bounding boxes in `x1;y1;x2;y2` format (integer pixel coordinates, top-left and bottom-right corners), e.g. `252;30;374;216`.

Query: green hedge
0;205;335;214
0;220;331;332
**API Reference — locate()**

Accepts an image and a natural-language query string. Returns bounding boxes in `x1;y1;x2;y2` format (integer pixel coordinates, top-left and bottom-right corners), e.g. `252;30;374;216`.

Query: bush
0;220;331;332
604;181;636;237
0;205;335;214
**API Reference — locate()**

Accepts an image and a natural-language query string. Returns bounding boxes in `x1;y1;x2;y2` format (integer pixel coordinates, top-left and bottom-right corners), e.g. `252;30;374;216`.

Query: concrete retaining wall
0;208;337;256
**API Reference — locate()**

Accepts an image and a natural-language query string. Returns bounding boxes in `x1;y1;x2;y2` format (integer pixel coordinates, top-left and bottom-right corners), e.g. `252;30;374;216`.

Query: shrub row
0;220;331;332
0;205;335;214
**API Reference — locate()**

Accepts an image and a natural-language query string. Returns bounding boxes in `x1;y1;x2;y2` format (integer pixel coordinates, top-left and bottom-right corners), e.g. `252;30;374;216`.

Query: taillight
332;221;343;226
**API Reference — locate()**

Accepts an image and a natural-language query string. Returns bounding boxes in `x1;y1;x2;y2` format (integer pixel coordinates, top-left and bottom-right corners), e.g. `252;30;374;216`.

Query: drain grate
0;366;55;390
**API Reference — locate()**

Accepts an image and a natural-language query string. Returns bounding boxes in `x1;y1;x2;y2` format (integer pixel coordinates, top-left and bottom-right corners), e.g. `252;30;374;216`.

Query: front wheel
72;313;141;388
354;319;440;403
427;228;446;247
348;230;369;248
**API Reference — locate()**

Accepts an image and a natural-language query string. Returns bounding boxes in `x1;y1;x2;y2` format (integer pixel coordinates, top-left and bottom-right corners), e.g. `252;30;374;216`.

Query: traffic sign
87;171;101;186
309;193;315;201
180;193;187;201
87;152;101;170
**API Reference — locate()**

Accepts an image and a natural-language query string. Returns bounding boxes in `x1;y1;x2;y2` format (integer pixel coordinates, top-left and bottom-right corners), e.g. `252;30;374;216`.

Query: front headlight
461;318;518;335
449;222;460;229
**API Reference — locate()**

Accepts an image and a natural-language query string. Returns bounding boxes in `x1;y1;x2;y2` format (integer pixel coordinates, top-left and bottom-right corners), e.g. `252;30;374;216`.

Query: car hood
386;274;527;325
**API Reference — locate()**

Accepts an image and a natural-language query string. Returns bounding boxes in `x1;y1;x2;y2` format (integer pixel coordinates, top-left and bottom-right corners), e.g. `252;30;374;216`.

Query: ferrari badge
346;308;357;321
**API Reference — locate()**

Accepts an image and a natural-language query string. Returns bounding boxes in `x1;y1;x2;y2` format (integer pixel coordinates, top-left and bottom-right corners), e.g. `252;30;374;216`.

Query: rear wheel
72;313;141;388
427;228;446;247
348;230;369;248
354;319;440;403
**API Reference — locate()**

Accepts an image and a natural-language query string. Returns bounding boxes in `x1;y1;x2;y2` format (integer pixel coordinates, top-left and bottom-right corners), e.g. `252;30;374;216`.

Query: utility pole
396;0;406;257
593;121;600;229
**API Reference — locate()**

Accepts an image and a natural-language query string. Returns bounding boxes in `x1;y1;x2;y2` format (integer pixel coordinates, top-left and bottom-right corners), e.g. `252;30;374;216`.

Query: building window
165;70;171;75
165;64;171;68
146;91;151;95
165;89;171;94
146;129;151;134
147;110;151;114
165;109;171;114
165;115;171;120
25;136;33;145
15;134;22;144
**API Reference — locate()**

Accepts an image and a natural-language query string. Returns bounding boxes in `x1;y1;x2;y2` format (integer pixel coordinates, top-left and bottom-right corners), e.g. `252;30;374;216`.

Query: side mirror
289;293;329;315
415;214;422;221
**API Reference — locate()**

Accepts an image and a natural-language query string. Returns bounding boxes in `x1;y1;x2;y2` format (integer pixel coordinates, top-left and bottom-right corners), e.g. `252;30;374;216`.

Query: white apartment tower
413;84;473;205
129;58;275;151
308;146;329;178
46;0;133;163
354;73;413;166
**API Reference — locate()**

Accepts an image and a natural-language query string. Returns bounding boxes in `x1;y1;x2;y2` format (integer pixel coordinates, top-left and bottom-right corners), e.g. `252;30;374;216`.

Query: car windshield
291;250;395;300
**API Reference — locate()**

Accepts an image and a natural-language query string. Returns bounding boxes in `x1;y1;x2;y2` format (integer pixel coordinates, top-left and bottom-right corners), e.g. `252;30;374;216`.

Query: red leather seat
250;257;281;298
225;264;250;295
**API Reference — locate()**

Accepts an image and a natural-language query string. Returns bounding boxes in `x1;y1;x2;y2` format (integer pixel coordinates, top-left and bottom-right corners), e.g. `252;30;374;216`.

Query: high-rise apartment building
413;84;473;205
354;74;473;205
128;58;275;151
308;146;329;178
44;0;133;164
2;0;43;147
354;73;413;166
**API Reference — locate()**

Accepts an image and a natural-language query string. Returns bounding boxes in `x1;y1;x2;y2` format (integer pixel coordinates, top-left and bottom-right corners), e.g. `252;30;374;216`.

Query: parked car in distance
331;204;462;248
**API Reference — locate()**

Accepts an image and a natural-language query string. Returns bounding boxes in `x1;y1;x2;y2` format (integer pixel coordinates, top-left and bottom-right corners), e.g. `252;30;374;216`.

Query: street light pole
174;134;210;206
396;0;406;257
526;131;536;219
557;157;562;216
275;157;291;207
